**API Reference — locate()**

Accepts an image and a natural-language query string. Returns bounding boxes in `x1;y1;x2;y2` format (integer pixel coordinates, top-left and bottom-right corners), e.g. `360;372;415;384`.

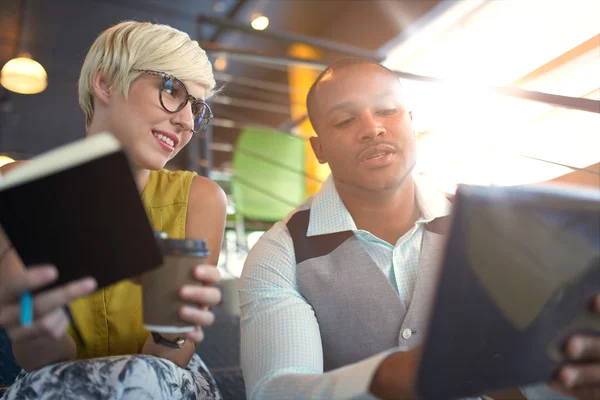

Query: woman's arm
12;333;77;372
141;176;226;368
184;176;227;267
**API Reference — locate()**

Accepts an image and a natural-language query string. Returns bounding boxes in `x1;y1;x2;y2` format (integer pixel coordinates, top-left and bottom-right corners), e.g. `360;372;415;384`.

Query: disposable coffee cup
142;236;209;333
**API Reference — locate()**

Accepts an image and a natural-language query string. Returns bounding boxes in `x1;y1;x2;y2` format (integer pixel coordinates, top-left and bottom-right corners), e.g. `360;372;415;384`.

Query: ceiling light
251;14;269;31
0;155;15;168
0;53;47;95
214;57;227;71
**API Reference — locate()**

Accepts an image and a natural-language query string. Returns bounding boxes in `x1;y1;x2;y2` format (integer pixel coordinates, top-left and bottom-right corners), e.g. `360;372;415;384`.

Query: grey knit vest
286;202;449;372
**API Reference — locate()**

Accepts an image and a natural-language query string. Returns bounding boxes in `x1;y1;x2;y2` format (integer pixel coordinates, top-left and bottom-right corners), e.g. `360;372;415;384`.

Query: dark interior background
0;0;442;173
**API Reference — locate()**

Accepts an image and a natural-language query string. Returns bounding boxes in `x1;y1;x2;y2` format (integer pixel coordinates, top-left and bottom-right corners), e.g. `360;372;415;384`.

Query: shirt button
402;328;412;339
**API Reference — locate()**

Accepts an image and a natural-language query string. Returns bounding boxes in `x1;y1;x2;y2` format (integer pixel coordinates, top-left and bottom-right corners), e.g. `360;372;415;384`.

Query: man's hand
551;294;600;400
369;347;422;400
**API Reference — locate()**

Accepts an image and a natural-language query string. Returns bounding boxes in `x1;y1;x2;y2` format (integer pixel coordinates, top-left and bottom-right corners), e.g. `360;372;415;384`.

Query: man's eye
334;118;354;128
376;108;397;116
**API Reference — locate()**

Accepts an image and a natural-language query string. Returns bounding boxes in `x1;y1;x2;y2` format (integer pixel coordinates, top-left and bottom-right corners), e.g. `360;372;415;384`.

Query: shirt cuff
332;349;398;400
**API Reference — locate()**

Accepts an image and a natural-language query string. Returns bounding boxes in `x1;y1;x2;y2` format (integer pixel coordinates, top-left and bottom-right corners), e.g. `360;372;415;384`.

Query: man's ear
408;111;418;136
309;136;327;164
91;69;113;105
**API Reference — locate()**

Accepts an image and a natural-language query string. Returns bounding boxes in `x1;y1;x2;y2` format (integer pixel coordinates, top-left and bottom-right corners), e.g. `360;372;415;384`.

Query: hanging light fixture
214;56;227;71
0;0;47;95
1;53;47;95
250;13;269;31
0;155;15;168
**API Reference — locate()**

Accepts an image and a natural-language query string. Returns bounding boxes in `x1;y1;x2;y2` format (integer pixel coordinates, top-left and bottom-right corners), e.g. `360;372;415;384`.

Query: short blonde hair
78;21;216;126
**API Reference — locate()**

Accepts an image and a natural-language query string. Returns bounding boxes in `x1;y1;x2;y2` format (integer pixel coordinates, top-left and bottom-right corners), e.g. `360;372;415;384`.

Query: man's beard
336;162;416;193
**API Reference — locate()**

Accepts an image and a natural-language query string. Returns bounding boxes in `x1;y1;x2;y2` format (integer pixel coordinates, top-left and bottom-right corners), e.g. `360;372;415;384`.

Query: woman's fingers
179;285;222;307
0;276;96;331
179;306;215;328
7;307;67;342
33;277;97;317
193;265;221;286
184;326;205;345
0;265;57;307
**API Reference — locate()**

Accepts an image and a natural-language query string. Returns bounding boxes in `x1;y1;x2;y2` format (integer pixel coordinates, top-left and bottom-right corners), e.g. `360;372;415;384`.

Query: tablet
417;184;600;399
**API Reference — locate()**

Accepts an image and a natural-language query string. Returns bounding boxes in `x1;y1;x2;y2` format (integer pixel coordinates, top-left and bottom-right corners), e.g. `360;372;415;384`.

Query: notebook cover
0;150;163;290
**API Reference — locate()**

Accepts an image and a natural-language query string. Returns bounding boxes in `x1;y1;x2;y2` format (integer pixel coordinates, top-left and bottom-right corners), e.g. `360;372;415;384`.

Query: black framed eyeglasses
133;69;213;134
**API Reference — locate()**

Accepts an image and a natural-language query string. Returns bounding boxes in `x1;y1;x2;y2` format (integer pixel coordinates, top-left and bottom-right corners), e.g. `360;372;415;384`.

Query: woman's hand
0;265;96;342
0;260;97;370
177;264;222;344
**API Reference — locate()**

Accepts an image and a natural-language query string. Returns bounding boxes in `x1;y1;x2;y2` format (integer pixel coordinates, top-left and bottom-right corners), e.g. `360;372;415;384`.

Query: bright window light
383;0;600;191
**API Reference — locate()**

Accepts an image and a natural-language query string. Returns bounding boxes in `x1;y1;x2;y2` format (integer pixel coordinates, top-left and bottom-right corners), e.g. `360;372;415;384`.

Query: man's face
310;64;417;193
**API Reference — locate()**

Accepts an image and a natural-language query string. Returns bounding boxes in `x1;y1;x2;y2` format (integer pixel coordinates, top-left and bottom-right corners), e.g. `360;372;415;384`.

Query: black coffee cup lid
160;238;209;257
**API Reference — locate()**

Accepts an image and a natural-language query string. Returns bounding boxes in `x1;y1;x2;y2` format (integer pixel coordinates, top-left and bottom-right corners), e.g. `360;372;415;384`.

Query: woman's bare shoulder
188;175;227;209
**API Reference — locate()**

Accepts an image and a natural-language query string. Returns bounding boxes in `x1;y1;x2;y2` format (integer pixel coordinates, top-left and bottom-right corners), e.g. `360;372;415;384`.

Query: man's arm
239;223;403;400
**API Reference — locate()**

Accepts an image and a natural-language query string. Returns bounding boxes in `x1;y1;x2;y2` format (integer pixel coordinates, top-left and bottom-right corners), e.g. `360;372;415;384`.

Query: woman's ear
309;136;327;164
91;69;113;105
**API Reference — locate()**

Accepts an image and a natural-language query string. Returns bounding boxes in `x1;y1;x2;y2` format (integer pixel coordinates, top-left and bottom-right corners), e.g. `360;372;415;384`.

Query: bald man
239;58;600;400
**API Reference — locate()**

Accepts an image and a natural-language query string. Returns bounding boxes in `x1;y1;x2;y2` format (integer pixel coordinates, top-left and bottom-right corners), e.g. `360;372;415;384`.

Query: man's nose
358;112;385;142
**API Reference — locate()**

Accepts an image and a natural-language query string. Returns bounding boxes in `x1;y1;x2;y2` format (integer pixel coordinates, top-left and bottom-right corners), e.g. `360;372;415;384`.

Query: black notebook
0;133;163;291
418;184;600;399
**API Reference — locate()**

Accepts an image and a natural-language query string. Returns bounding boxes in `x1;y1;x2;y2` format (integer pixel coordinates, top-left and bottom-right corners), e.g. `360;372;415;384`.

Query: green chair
231;128;308;251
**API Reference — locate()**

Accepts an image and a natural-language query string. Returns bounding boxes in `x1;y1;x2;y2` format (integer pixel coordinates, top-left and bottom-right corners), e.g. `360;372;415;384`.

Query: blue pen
20;292;33;327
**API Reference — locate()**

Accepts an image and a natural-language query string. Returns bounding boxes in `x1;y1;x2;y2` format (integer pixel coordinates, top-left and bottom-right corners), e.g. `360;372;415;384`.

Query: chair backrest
232;128;307;222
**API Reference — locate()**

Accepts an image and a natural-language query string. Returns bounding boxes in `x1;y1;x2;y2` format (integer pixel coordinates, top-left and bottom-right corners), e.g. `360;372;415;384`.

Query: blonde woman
0;21;226;399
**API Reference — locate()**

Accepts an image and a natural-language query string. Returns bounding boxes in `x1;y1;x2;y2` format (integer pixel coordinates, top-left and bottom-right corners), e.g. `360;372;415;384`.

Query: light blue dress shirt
239;174;568;400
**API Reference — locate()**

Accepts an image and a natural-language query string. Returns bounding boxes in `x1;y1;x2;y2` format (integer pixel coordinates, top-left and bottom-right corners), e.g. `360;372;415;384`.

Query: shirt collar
413;173;452;223
306;174;451;237
307;176;357;237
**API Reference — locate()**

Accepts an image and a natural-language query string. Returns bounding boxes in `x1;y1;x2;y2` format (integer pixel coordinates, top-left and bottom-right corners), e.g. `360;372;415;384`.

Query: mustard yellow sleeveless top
67;169;197;359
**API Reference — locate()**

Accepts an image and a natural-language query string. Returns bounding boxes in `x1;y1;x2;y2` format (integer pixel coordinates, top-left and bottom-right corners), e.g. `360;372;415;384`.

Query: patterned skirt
1;353;221;400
